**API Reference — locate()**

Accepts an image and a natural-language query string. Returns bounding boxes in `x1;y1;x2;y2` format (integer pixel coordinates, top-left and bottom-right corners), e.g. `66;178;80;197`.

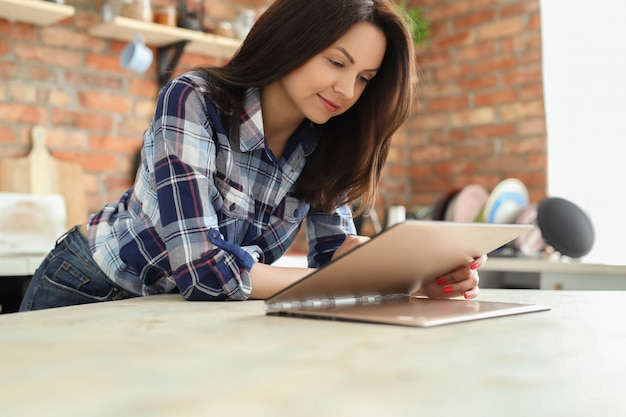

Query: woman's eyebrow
331;46;380;72
332;46;355;63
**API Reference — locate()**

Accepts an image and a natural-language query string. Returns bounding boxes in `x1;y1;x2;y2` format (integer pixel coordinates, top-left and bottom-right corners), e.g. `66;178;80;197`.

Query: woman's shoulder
163;70;214;94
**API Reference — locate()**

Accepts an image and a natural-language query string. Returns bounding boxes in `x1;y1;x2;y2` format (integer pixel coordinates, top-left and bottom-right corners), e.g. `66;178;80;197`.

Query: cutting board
0;125;88;229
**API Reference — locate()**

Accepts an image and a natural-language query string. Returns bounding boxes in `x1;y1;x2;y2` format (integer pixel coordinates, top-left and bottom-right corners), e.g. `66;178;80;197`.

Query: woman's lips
318;95;339;112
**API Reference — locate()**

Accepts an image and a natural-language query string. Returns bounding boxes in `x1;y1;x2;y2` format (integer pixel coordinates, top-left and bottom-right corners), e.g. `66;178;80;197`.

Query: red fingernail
470;262;479;270
437;278;447;286
443;286;453;293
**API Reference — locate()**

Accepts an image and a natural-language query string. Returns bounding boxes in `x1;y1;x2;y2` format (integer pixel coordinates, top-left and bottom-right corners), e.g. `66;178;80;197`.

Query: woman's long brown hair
197;0;416;215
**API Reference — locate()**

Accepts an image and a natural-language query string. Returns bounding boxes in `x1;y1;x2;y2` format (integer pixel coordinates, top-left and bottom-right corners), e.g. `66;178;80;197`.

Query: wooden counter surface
1;289;625;416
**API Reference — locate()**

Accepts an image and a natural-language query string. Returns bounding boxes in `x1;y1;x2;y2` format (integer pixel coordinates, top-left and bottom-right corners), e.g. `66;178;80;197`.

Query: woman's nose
334;75;356;100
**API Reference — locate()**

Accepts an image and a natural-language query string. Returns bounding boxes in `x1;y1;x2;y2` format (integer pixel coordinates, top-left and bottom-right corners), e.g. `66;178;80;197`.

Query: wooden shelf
0;0;75;26
89;16;241;59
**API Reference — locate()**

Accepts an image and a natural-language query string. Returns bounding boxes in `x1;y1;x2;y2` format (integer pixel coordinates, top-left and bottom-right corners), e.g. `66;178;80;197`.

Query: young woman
20;0;485;311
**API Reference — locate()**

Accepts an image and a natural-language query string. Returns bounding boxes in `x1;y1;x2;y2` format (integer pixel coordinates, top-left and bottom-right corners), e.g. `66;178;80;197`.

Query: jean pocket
42;259;117;302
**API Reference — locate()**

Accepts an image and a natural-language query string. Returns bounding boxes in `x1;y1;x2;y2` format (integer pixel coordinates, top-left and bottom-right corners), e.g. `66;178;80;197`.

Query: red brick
434;160;477;176
470;124;517;139
409;113;447;131
455;75;499;91
525;153;548;171
0;103;46;124
431;31;473;50
499;99;545;121
427;95;469;113
434;63;472;82
65;71;124;90
515;172;547;189
0;62;17;79
51;109;114;131
90;135;143;154
447;130;467;143
46;129;89;149
470;0;502;9
474;56;519;74
410;145;452;163
419;81;455;99
14;44;82;68
429;1;471;21
412;177;455;194
13;65;57;83
502;33;542;53
119;117;151;137
528;14;541;31
71;152;118;172
501;2;540;18
476;17;526;41
85;52;137;73
0;21;37;41
129;78;159;99
0;125;16;145
519;118;546;136
450;107;497;127
501;136;546;154
103;175;135;195
0;40;9;57
477;155;528;173
455;42;497;62
452;142;496;158
78;91;133;114
475;89;518;106
454;10;495;29
41;26;106;51
520;82;544;100
416;51;452;68
503;67;544;86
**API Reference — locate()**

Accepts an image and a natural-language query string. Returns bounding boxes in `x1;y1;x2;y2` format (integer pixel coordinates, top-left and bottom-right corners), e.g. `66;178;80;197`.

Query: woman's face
278;22;386;124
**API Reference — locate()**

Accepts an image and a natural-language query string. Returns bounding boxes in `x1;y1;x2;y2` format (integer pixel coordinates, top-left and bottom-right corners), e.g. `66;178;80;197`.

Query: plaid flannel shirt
88;71;356;300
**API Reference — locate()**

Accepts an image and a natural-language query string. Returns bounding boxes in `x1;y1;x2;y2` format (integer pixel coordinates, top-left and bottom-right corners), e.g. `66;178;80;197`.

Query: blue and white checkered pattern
88;71;355;300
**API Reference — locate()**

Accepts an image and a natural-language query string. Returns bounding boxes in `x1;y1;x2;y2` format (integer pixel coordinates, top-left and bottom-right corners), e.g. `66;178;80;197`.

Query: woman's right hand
331;235;371;262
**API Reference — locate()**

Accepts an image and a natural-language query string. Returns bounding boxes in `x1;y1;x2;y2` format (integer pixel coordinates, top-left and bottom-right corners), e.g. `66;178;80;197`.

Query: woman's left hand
411;254;488;300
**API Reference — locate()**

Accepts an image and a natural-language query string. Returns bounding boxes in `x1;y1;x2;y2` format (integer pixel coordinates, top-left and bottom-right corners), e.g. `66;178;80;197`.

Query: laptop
265;220;550;327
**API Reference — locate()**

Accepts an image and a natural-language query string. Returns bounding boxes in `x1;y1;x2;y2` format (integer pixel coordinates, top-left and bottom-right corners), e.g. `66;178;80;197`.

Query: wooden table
1;289;625;417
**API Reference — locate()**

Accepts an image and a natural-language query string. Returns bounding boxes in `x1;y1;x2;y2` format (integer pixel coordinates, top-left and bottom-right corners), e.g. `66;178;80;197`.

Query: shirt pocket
222;188;253;221
282;196;309;223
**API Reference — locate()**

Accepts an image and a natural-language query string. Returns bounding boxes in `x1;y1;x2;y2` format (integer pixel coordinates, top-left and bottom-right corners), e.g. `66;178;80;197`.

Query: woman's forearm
248;263;315;299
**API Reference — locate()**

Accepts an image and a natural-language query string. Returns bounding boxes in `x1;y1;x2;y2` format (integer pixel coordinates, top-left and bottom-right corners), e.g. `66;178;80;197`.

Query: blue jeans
19;226;135;312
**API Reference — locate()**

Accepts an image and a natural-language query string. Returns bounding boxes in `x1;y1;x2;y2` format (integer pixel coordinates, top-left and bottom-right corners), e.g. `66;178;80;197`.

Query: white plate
513;204;546;256
445;184;489;222
483;178;529;224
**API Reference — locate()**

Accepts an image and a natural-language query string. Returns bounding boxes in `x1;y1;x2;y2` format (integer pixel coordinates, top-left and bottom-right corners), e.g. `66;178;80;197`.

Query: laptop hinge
265;293;410;311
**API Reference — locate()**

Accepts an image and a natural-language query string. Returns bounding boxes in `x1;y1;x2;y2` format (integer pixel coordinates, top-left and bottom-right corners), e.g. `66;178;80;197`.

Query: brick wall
0;0;546;222
0;0;270;213
378;0;547;217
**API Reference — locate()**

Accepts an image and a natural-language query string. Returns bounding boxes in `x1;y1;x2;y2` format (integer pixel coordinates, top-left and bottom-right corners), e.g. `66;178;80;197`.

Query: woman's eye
329;59;344;68
358;75;371;84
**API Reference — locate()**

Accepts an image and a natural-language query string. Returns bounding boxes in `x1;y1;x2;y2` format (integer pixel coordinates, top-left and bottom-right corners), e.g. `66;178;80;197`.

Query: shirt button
229;203;236;211
293;209;299;217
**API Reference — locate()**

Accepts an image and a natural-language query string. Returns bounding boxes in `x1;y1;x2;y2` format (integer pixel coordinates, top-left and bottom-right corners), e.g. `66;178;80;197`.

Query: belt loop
55;225;80;246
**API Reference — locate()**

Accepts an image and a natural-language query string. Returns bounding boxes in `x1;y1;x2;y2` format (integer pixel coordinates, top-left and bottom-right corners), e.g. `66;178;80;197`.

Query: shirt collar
238;88;317;157
238;87;266;153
